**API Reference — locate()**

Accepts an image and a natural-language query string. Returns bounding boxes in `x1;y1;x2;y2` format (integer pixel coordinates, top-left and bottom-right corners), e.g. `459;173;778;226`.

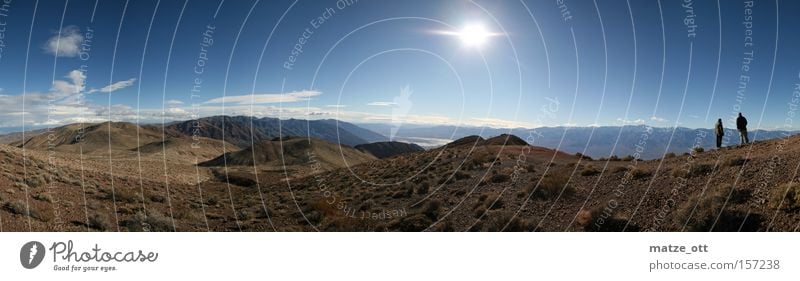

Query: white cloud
89;78;136;94
650;116;668;122
43;26;84;57
51;70;86;97
166;100;184;107
617;118;646;125
203;90;320;105
367;101;397;106
324;104;347;108
468;117;534;128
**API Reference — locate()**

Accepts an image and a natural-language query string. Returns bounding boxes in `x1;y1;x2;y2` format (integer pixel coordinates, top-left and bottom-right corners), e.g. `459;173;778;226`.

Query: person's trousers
716;135;723;148
739;129;749;144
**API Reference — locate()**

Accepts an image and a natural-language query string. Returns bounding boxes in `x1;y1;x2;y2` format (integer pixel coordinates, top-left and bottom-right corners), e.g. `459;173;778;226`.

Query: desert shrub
486;211;531;232
688;164;714;178
674;189;727;232
88;213;112;231
490;174;510;183
581;165;600;176
484;193;504;210
324;216;380;231
102;187;140;203
529;170;573;200
629;168;651;180
575;152;593;161
715;184;750;204
622;155;635;161
609;155;620;161
359;199;375;212
25;175;45;188
33;193;53;203
769;182;800;211
724;156;747;167
437;176;455;185
611;166;628;173
692;146;704;154
576;205;631;231
664;152;677;159
4;201;46;221
416;181;430;194
454;171;472;180
422;199;442;220
386;214;432;231
128;211;174;232
149;194;167;203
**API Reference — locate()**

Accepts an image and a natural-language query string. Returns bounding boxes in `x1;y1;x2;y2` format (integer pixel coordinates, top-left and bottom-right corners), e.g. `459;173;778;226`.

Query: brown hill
134;137;239;163
483;134;529;146
355;141;424;159
445;135;485;147
199;137;376;168
14;122;163;154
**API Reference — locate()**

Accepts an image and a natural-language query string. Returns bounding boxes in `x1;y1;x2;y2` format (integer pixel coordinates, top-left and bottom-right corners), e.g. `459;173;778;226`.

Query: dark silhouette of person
714;118;724;148
735;112;749;145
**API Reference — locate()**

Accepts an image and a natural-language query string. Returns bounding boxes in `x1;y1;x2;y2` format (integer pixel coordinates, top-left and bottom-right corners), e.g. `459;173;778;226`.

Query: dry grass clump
528;170;573;200
723;156;747;167
33;193;53;203
671;163;714;178
88;213;112;231
127;210;174;232
580;165;600;176
674;185;741;232
629;168;651;180
490;173;510;183
4;200;48;221
485;211;532;232
769;182;800;212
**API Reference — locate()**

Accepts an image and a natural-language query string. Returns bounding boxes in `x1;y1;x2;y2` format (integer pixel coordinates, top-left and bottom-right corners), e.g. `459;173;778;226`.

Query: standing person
736;112;749;145
715;118;724;148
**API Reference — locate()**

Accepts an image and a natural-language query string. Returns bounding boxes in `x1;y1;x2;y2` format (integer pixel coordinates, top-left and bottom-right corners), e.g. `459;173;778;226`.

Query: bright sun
457;24;492;47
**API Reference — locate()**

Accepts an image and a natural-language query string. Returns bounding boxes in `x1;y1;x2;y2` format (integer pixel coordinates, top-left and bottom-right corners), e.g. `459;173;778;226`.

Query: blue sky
0;0;798;131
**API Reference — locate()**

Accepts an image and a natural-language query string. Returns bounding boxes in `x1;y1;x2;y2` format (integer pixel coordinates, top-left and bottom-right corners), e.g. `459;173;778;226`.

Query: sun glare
457;24;491;47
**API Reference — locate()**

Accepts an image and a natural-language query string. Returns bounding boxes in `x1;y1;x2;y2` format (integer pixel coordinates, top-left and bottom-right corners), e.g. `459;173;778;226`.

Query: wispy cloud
88;78;136;94
204;90;321;105
367;101;397;106
43;26;84;57
324;104;347;108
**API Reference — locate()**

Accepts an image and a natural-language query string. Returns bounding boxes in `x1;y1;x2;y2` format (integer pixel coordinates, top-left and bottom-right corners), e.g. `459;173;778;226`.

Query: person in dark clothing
714;118;724;148
735;112;749;145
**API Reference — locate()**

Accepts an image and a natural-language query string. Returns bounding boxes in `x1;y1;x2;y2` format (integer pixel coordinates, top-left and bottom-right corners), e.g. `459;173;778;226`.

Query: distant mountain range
2;117;797;161
150;116;387;147
358;123;797;160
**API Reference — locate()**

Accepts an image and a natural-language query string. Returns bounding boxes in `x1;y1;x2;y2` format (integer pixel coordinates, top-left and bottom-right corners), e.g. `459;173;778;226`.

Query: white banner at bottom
0;233;796;280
